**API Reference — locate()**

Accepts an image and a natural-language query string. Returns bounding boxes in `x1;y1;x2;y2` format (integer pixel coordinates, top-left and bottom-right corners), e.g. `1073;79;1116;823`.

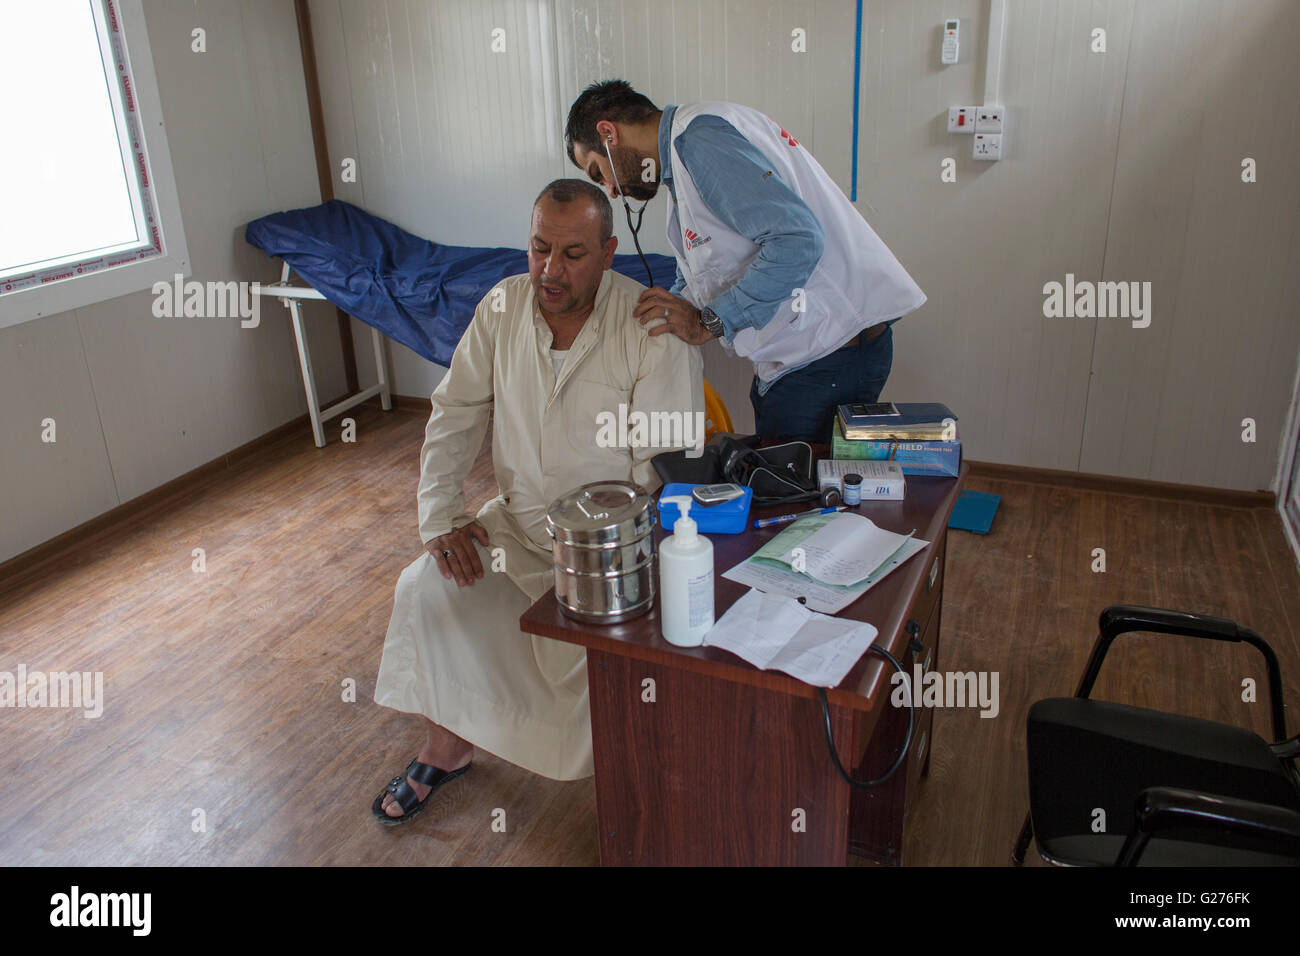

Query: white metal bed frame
256;260;392;447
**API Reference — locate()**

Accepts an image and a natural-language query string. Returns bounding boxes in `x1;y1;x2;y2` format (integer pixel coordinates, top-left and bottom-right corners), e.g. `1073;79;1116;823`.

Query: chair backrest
703;379;732;443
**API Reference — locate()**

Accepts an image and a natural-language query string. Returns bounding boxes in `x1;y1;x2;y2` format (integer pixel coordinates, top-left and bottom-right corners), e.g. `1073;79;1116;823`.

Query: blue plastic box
658;483;753;535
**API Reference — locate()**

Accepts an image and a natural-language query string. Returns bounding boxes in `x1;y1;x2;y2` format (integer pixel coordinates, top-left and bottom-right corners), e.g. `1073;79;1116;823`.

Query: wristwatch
699;306;724;339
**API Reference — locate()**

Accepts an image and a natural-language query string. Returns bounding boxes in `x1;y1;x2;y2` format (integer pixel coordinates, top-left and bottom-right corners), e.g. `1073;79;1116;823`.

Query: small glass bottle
842;473;862;506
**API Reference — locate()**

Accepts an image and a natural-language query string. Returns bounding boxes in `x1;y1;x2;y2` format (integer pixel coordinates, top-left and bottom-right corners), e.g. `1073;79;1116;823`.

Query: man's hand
634;287;715;346
426;521;490;587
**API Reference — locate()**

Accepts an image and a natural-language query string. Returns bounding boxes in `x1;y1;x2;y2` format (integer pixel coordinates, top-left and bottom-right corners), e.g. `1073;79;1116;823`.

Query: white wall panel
864;0;1132;473
310;0;571;398
1080;0;1300;490
0;315;119;561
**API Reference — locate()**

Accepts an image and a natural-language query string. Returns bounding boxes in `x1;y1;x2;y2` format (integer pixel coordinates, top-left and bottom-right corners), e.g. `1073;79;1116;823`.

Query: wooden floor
1;402;1297;866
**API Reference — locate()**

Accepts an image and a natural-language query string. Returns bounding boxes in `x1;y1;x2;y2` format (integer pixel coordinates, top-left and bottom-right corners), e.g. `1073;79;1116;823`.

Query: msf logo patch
779;127;799;147
684;228;712;250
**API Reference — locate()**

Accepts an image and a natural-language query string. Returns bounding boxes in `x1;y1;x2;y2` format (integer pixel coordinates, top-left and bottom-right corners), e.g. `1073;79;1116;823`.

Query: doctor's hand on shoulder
426;521;489;587
634;287;716;346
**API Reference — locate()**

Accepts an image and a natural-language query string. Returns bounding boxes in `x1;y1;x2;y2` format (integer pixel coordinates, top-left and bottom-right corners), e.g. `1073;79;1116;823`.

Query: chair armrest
1116;786;1300;866
1079;607;1288;742
1271;734;1300;760
1099;605;1241;643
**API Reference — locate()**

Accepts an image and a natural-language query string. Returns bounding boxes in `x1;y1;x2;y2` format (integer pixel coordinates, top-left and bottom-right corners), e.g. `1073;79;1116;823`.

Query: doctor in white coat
566;79;926;444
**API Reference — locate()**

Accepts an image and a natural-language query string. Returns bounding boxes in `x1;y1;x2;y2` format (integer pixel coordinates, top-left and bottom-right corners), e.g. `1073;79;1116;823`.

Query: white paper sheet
703;589;879;687
722;536;928;613
776;512;914;586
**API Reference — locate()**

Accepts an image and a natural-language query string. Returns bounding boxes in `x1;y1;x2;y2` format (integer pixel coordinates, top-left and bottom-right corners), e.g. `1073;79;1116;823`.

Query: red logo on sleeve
779;127;799;147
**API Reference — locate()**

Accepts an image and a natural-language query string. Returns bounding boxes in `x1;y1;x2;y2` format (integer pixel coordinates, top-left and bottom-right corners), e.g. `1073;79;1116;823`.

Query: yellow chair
703;378;733;443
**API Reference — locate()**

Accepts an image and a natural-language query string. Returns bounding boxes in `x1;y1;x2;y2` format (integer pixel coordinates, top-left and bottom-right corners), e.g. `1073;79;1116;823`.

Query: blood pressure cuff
652;435;819;505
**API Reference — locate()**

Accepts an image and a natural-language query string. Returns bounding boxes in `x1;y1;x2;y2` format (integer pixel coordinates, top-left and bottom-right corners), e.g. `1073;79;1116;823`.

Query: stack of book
831;402;962;478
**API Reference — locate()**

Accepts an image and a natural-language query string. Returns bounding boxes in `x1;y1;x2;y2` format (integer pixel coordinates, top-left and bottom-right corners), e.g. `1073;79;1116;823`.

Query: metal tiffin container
545;480;657;624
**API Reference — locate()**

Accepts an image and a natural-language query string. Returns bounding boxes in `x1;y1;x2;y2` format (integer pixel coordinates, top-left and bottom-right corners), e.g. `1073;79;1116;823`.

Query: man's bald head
533;179;614;244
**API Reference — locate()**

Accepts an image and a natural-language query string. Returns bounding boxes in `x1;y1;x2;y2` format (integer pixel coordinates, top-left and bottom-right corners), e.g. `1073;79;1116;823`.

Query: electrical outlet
973;133;1002;160
947;106;976;134
975;106;1004;133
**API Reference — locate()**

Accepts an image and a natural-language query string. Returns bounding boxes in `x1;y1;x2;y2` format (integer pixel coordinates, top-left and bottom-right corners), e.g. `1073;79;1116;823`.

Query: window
0;0;188;328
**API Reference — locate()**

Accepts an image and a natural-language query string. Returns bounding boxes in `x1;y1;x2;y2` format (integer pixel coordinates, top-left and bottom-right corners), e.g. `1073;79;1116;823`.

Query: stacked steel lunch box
545;480;657;624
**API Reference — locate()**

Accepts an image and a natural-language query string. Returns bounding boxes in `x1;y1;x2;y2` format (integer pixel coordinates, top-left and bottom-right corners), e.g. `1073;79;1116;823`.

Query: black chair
1013;605;1300;866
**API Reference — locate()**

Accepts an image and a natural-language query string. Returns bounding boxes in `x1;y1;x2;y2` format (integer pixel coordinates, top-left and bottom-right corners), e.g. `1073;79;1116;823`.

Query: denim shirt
657;104;826;367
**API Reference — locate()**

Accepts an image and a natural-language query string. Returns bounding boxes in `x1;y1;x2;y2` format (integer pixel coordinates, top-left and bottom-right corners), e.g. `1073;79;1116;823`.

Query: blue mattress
244;199;676;368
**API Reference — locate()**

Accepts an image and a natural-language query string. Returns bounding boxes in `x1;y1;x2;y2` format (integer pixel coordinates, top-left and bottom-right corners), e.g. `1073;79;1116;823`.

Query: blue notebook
838;402;957;429
948;490;1000;534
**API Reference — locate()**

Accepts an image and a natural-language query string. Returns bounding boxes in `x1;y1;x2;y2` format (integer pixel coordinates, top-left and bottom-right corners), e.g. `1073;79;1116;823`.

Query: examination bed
244;199;676;446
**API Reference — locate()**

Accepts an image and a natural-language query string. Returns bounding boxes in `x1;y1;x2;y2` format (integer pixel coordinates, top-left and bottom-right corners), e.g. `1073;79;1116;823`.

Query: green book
830;420;962;478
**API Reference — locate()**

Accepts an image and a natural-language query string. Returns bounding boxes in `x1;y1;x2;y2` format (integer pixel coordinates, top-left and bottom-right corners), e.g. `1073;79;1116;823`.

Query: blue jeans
749;324;894;443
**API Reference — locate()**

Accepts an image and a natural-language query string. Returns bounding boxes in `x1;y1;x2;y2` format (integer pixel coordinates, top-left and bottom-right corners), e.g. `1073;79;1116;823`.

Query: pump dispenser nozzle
661;495;698;541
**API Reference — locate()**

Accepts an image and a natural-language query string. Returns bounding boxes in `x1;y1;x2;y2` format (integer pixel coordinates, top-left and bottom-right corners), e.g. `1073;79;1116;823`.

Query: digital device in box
692;483;746;506
658;483;752;534
817;460;905;500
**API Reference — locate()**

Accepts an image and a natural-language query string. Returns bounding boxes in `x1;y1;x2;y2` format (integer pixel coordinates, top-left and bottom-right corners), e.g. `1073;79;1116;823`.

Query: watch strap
700;307;724;338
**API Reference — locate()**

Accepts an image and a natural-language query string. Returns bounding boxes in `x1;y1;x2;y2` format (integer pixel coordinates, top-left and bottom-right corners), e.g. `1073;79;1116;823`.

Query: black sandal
371;757;471;826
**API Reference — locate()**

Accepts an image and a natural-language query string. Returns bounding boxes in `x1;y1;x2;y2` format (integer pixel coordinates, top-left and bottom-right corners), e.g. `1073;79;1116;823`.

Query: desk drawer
845;584;942;864
903;530;945;644
905;594;942;809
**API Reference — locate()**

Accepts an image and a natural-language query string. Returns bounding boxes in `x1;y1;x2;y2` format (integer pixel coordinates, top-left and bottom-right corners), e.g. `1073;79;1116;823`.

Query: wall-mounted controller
942;19;959;65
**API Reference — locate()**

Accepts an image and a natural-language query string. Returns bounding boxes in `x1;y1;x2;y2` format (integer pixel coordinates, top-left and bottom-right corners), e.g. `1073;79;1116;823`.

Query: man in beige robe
373;179;704;822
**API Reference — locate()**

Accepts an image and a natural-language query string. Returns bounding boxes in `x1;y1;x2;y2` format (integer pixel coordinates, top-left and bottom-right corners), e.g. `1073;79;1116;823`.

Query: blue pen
753;505;846;529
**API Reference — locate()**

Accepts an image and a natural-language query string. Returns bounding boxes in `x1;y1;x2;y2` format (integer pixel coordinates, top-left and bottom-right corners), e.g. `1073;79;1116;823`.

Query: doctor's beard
609;144;659;202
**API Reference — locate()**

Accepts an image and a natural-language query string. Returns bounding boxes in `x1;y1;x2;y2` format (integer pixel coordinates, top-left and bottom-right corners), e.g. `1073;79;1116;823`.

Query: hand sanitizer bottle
658;496;715;647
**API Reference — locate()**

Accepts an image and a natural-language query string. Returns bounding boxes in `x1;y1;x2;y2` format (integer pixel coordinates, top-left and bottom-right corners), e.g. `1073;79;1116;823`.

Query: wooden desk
519;462;969;865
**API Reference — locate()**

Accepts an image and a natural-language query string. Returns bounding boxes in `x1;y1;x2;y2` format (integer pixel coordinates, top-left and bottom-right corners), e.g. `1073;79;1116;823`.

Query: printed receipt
704;588;878;687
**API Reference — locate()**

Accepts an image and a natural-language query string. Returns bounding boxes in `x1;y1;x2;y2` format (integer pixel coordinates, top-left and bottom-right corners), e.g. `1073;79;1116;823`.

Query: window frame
0;0;189;329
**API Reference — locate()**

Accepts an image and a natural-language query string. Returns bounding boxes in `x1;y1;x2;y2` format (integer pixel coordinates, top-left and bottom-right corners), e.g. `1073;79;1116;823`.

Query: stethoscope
603;137;655;289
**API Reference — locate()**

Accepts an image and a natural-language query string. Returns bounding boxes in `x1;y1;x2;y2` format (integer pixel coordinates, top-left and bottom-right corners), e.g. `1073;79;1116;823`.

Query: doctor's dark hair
534;179;614;243
565;79;659;167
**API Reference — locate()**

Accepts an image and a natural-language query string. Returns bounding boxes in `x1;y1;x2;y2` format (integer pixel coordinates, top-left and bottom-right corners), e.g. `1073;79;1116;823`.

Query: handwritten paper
723;536;928;613
775;512;914;586
721;511;929;614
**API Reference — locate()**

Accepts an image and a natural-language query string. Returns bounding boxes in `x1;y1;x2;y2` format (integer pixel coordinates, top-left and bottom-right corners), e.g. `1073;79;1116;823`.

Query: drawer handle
905;619;922;655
